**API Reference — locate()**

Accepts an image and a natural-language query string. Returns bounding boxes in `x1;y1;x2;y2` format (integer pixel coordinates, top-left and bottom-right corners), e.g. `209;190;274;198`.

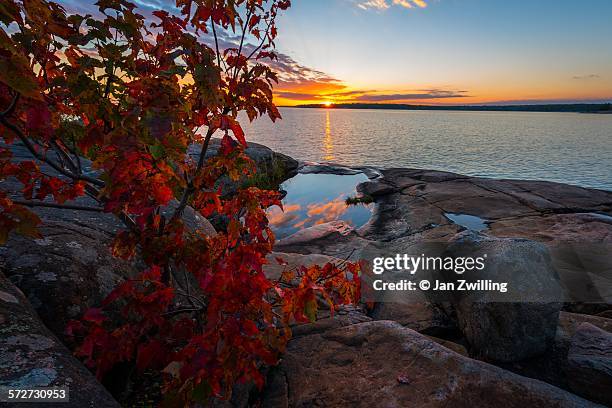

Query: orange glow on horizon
273;87;612;107
271;73;612;107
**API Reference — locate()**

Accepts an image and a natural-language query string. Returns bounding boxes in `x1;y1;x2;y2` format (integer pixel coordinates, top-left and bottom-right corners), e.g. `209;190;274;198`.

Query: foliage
345;194;374;206
0;0;360;405
242;156;293;190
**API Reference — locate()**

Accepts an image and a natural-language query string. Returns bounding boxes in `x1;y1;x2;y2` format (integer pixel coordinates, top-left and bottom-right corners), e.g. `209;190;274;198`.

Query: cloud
275;89;373;101
354;89;468;101
356;0;428;11
358;0;390;10
267;204;302;228
275;88;469;104
572;74;600;80
292;197;351;229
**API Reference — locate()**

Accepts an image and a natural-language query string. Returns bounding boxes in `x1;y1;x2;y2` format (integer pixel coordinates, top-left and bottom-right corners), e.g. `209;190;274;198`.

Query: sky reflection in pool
444;213;488;232
268;173;372;239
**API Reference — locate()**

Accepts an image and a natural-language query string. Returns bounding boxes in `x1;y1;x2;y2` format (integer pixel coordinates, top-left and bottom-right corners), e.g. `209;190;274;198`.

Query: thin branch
171;117;223;221
1;93;19;117
0;117;105;187
12;199;105;212
51;140;79;174
245;14;273;62
210;19;226;72
175;289;207;309
64;140;83;174
162;307;203;317
233;6;253;81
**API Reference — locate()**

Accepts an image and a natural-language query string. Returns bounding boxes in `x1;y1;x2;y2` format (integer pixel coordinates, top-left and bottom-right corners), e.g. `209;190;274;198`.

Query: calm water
268;173;372;239
243;108;612;191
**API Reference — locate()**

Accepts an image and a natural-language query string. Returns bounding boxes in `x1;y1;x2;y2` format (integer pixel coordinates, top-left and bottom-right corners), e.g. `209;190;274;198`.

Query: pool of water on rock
267;173;372;239
444;212;489;232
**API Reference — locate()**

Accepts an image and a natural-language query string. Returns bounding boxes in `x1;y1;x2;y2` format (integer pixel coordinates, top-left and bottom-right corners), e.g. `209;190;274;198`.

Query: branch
12;199;105;212
233;6;253;81
170;103;228;222
210;19;226;72
1;93;19;117
175;288;207;309
245;14;274;62
51;139;79;174
0;117;105;187
63;140;83;174
161;307;203;317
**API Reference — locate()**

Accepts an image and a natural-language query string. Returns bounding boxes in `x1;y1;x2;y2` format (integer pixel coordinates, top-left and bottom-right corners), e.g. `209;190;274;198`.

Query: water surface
268;173;371;239
445;213;488;232
243;108;612;191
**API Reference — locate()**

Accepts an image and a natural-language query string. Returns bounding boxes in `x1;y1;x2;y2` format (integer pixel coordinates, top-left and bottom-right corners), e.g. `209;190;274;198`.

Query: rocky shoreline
1;141;611;407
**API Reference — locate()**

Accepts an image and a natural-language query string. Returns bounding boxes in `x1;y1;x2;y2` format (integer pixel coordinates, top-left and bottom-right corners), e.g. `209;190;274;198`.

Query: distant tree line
296;103;612;113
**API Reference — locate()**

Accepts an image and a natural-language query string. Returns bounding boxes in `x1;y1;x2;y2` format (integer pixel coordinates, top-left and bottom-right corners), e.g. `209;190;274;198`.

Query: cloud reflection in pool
268;173;372;239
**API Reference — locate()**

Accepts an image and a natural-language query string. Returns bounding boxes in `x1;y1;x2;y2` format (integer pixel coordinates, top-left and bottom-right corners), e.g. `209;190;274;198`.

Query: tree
0;0;360;404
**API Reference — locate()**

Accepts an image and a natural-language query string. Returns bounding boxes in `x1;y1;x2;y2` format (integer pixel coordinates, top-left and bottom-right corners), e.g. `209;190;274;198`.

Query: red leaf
228;118;246;147
136;339;165;371
248;15;260;29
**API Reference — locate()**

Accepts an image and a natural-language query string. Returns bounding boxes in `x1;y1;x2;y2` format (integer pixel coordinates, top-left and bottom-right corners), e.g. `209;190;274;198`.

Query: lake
242;108;612;191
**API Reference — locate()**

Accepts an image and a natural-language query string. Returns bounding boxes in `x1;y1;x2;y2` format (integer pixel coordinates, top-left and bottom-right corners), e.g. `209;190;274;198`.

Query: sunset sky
58;0;612;106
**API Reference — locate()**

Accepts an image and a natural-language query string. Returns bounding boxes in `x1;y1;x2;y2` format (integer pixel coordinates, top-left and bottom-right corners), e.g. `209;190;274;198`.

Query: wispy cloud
358;0;390;10
356;0;428;11
572;74;600;80
275;88;469;104
353;89;467;101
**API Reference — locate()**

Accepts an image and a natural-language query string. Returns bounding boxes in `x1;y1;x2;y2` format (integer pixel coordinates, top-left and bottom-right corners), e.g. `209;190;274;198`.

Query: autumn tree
0;0;360;404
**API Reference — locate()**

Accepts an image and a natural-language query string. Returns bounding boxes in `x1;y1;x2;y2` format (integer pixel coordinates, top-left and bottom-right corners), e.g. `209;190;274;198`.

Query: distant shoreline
287;103;612;113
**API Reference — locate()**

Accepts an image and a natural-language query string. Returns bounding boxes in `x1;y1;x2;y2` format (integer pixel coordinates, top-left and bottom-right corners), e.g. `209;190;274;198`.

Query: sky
55;0;612;106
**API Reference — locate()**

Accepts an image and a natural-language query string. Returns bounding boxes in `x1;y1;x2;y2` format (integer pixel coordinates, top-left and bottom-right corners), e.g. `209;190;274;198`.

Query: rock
436;232;563;362
489;213;612;244
559;311;612;337
192;139;298;194
358;191;460;242
567;323;612;406
595;309;612;319
204;139;298;177
368;302;457;336
0;270;119;407
356;180;395;197
1;216;138;343
366;167;612;235
162;201;217;236
274;221;370;260
299;163;363;176
425;335;468;356
290;305;371;338
497;311;612;394
263;320;598;407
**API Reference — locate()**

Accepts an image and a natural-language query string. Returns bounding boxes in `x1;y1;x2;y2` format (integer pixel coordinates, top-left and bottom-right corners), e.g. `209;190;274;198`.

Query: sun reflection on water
324;110;334;161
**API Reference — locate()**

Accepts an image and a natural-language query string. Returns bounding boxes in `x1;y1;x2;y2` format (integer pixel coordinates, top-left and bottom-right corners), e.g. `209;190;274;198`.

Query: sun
323;101;333;107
